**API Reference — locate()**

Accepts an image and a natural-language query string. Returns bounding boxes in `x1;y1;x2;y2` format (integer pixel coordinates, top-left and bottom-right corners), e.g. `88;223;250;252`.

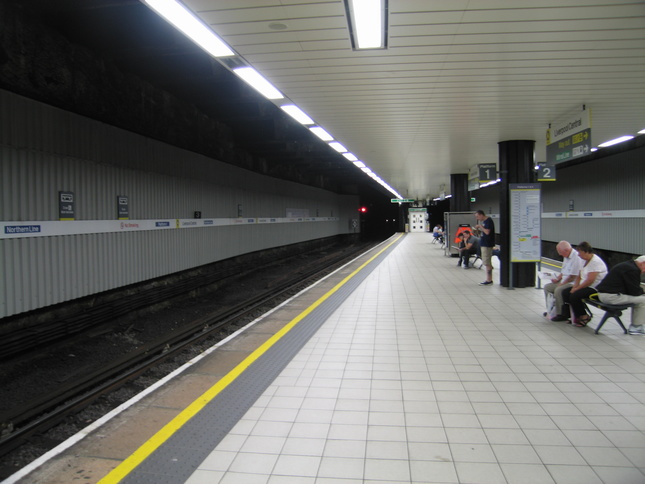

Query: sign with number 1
478;163;497;182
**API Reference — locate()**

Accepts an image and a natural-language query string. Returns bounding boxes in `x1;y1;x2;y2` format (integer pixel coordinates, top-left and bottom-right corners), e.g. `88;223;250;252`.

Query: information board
509;183;541;262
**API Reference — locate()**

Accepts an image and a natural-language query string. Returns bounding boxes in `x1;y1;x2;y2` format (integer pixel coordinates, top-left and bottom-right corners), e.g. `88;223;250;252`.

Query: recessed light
269;22;288;31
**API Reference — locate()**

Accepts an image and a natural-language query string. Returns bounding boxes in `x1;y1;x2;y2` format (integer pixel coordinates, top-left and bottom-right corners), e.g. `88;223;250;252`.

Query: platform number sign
478;163;497;183
537;164;556;182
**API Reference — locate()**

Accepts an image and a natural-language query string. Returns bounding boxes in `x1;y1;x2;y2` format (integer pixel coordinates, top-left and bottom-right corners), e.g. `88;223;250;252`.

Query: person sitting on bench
457;231;479;269
595;255;645;335
544;240;584;321
432;224;444;244
561;241;608;327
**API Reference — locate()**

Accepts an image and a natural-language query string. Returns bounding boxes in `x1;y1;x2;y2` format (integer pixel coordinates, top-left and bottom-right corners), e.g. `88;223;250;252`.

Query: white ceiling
181;0;645;199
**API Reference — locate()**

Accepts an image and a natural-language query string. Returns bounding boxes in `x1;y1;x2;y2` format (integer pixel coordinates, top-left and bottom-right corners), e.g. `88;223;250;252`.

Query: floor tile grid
186;234;645;484
402;236;645;483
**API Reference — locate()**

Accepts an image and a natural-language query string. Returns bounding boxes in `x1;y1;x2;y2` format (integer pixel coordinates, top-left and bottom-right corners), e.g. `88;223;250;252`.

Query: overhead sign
478;163;497;182
391;198;415;203
546;107;591;164
536;163;556;182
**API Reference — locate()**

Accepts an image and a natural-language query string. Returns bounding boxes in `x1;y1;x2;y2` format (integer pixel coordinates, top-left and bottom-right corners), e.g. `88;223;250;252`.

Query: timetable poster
509;183;541;262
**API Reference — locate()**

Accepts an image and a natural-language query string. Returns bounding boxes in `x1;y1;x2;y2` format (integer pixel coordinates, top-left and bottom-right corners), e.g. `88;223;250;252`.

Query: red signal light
358;206;367;213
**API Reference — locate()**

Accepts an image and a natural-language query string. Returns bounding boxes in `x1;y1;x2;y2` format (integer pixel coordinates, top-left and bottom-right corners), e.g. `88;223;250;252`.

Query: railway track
0;240;379;465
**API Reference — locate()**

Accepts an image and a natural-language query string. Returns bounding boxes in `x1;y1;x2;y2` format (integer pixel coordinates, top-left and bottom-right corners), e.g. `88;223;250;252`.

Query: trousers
598;292;645;326
543;282;573;315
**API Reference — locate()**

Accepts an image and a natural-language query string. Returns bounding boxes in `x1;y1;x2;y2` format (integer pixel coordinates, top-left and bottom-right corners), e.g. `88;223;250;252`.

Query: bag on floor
545;292;558;319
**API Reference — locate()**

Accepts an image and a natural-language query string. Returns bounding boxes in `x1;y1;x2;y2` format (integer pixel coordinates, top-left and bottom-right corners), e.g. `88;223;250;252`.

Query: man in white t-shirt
544;241;584;321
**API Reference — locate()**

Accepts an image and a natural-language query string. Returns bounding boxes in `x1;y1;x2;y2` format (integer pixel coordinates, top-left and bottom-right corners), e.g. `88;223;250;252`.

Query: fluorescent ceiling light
639;128;645;134
597;135;634;147
329;142;348;152
143;0;234;57
309;127;334;141
233;67;283;100
280;105;314;125
346;0;386;49
361;167;373;174
353;161;366;168
343;153;358;161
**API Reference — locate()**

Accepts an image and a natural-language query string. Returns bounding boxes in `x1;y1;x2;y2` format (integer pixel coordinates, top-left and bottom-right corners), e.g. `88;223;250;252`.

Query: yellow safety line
98;233;404;483
541;260;562;269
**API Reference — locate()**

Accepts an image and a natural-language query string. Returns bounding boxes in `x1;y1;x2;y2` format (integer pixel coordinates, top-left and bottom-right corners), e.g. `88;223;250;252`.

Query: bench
583;298;635;334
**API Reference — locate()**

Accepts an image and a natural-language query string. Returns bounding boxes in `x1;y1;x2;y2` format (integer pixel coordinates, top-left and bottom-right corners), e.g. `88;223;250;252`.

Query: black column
498;140;536;288
449;173;470;212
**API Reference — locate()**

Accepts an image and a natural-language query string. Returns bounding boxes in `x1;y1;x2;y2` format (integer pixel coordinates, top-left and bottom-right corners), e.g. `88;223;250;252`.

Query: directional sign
546;108;592;164
391;198;415;203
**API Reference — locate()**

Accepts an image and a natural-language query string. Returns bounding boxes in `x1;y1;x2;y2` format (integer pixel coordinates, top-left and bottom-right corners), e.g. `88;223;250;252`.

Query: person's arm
571;272;598;292
475;220;491;235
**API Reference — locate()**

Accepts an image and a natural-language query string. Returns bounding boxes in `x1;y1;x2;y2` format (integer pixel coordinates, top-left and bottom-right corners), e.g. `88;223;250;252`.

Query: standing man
474;210;495;285
544;241;584;321
595;256;645;335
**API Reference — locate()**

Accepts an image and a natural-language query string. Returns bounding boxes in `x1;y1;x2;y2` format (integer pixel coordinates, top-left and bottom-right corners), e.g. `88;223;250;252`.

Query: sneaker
479;280;493;285
463;265;469;269
628;325;645;335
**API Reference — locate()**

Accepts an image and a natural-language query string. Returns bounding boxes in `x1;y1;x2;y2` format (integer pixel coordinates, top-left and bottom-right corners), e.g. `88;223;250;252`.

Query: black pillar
498;140;536;288
450;173;469;212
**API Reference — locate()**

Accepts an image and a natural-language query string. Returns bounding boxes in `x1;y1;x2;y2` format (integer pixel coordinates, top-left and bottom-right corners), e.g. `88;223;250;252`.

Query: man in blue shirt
475;210;495;285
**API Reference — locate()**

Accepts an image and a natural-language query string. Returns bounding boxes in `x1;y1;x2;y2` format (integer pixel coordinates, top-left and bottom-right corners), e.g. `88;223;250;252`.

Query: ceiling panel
30;0;645;200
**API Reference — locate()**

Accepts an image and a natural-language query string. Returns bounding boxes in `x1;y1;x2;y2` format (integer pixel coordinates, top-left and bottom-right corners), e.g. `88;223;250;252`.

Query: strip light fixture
329;142;348;153
345;0;388;49
233;67;284;100
143;0;234;57
144;0;402;198
343;153;359;161
309;126;334;141
597;135;634;148
280;105;314;125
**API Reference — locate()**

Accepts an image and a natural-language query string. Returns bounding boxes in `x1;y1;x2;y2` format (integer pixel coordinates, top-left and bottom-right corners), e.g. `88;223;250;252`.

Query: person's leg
570;287;596;326
553;283;573;315
553;286;573;321
543;282;556;304
598;293;645;333
480;247;493;283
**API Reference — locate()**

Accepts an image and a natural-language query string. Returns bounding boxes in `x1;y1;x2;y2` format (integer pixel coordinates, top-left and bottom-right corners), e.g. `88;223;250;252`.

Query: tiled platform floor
184;233;645;484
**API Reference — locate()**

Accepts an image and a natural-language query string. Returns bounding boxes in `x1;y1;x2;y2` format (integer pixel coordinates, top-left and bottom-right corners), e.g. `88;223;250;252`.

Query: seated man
544;240;584;321
457;231;479;268
595;255;645;335
432;224;444;244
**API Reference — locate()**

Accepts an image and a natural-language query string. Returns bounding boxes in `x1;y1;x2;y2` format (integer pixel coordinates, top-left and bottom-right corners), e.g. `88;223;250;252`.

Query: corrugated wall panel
542;144;645;254
1;90;359;318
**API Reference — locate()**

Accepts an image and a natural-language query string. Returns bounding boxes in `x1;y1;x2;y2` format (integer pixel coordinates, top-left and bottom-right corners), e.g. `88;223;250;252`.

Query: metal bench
583;297;635;334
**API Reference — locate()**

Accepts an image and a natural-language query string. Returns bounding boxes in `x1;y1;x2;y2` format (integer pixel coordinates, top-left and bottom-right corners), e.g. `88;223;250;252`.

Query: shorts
481;246;493;267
